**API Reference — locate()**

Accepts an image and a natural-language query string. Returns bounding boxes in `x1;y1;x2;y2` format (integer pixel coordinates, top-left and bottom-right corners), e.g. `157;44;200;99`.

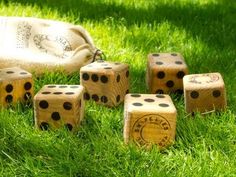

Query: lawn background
0;0;235;176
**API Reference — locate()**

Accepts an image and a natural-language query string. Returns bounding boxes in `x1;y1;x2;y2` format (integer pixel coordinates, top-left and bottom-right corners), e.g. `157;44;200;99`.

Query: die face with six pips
80;60;129;107
146;53;188;94
123;94;177;149
0;67;34;107
34;85;85;131
183;73;227;113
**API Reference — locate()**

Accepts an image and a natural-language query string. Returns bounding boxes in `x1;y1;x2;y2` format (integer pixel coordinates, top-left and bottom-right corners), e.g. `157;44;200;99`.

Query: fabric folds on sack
0;16;97;75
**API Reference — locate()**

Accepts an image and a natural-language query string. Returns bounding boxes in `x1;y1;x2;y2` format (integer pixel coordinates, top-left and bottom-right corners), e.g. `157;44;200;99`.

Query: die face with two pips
34;85;85;131
146;53;188;94
0;67;34;107
183;73;227;113
80;60;129;107
123;94;177;149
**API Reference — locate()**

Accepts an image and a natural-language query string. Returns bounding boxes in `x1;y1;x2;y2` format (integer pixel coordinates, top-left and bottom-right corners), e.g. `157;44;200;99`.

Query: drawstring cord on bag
92;49;106;62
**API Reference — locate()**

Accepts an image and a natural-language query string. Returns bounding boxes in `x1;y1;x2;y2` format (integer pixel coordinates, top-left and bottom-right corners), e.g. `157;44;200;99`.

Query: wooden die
80;60;129;107
123;94;177;149
146;53;188;94
0;67;33;107
34;85;85;131
183;73;227;113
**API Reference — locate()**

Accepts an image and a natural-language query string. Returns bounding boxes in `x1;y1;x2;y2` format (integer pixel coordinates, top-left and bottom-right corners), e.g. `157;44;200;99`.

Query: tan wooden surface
0;67;34;107
123;93;177;149
146;53;188;94
34;85;85;131
80;61;129;107
183;73;227;113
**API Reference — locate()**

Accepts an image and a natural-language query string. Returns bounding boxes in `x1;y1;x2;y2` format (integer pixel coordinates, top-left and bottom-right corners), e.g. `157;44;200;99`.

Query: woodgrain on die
34;85;85;131
123;94;177;149
0;67;34;107
80;61;129;107
146;53;188;94
183;73;227;113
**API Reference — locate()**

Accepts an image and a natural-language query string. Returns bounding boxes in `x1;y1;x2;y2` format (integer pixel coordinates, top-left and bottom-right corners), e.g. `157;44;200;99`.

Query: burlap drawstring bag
0;16;99;75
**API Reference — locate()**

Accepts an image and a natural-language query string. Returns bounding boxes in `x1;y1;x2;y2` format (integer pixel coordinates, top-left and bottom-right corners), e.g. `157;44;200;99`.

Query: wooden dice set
146;53;227;114
0;53;227;149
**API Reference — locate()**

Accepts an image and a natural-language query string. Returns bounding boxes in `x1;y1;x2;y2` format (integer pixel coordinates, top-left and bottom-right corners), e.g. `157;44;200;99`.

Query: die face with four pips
183;72;227;113
123;94;177;149
146;53;188;94
80;60;129;107
0;67;34;107
34;85;85;132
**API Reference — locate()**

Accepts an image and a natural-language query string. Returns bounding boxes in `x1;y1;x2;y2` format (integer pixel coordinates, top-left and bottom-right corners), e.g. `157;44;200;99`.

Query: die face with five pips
80;60;129;107
123;94;177;149
183;73;227;113
34;85;85;132
146;53;188;94
0;67;34;107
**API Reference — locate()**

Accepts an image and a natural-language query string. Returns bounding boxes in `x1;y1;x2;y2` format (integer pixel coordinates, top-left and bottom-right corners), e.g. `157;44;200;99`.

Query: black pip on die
146;53;188;94
80;60;129;107
34;85;85;131
0;67;33;107
183;73;227;113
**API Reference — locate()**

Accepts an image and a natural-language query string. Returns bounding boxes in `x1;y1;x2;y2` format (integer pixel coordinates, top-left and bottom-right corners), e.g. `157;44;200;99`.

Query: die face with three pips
80;60;129;107
146;53;188;94
34;85;85;131
123;94;177;149
0;67;34;107
183;73;227;113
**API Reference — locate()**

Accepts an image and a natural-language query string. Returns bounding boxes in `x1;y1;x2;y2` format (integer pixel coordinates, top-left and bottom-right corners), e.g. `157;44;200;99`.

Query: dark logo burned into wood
189;74;219;84
16;22;32;48
132;114;171;147
33;34;72;58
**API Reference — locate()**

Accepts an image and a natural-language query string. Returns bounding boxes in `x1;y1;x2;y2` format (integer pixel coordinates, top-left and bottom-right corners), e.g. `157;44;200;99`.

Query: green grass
0;0;236;176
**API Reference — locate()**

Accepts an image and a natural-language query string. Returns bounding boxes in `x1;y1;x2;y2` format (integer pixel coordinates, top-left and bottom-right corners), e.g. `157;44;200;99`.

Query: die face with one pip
34;85;85;131
146;53;188;94
123;94;177;149
0;67;33;107
80;60;129;107
183;73;227;113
